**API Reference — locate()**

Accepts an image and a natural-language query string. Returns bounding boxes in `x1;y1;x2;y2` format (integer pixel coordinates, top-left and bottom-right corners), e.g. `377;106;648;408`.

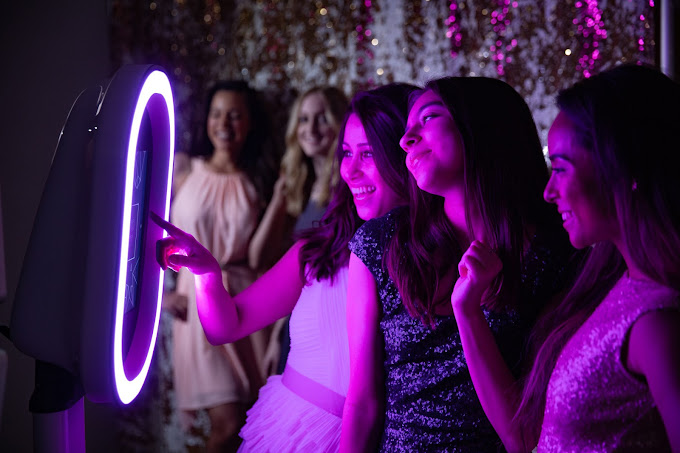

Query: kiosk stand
10;65;175;452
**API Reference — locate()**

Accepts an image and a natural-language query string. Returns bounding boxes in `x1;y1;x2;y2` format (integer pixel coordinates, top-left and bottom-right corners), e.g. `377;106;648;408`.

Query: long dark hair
298;83;415;284
516;64;680;437
386;77;559;327
193;80;279;203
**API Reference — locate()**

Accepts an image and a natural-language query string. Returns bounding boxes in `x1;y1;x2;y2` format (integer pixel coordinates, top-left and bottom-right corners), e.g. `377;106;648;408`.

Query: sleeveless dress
238;266;350;452
349;207;574;453
277;200;329;375
171;159;269;417
537;275;679;452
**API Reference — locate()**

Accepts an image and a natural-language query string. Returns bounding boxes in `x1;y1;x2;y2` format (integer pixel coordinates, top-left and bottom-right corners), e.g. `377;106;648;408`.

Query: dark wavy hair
193;80;279;204
298;83;416;284
386;77;560;328
515;64;680;439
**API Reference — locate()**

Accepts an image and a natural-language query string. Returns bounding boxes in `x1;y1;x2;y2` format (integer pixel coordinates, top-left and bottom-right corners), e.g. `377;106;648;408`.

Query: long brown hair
386;77;558;327
515;64;680;436
298;83;415;284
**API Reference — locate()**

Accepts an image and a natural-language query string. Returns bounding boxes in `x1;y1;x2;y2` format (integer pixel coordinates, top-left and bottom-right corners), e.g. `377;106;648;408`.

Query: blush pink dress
538;274;679;452
171;159;269;420
238;266;350;452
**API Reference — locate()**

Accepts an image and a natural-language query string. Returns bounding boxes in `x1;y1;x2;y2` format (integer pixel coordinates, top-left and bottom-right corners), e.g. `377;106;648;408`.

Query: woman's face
207;90;251;159
340;113;403;221
544;111;619;248
297;92;336;158
400;90;465;197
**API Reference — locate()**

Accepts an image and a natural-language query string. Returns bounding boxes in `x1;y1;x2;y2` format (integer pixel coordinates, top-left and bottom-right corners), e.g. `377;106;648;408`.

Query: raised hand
451;240;503;314
150;211;221;276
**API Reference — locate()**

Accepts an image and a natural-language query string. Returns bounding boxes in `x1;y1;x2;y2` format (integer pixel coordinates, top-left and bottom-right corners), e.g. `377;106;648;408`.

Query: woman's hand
151;211;221;276
451;240;503;314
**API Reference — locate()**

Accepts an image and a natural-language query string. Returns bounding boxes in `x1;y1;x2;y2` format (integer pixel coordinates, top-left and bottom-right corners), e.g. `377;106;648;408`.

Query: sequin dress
537;275;679;452
349;207;573;453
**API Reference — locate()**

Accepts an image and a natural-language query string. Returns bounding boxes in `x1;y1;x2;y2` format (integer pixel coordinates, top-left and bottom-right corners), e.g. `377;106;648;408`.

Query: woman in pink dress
449;65;680;452
166;80;278;452
154;83;416;452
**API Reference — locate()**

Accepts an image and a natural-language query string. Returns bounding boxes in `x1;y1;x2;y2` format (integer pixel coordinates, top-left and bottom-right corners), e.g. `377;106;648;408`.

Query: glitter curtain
109;1;656;450
111;0;655;152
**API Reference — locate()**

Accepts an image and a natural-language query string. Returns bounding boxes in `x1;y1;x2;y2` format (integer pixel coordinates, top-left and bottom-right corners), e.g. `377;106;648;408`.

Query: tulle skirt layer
238;375;341;453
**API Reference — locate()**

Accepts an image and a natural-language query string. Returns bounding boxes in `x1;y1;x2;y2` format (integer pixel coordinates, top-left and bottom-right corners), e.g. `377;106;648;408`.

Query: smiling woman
543;112;619;250
341;77;576;453
154;83;416;452
340;113;405;221
163;80;278;452
400;89;465;201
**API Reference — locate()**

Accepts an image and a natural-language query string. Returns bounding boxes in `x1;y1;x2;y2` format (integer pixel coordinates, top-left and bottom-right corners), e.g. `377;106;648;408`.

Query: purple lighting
114;70;174;404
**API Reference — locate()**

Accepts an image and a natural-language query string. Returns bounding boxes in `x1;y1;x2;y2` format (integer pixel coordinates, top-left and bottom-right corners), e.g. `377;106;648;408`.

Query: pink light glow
114;70;174;404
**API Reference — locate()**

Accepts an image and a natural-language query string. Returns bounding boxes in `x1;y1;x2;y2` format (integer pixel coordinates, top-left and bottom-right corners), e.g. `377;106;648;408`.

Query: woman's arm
451;240;534;453
248;175;295;271
153;213;304;344
627;309;680;452
340;252;385;453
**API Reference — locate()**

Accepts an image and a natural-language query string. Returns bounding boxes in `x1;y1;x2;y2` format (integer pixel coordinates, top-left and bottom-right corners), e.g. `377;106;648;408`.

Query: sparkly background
111;0;656;154
109;1;657;450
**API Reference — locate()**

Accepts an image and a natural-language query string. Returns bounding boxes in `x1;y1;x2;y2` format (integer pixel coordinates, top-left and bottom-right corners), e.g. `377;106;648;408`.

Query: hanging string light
489;0;518;77
446;1;462;58
573;0;607;78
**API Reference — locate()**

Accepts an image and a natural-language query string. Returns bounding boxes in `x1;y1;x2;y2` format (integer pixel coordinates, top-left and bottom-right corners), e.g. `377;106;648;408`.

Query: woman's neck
614;238;649;281
443;190;471;247
207;149;238;173
309;154;328;203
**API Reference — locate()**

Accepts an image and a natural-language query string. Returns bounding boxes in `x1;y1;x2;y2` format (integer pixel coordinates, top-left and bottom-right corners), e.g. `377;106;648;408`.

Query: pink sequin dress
238;266;349;453
538;274;679;452
171;159;269;417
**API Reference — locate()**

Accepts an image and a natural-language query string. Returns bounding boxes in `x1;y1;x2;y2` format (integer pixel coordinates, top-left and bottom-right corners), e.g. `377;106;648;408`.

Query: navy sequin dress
348;207;575;453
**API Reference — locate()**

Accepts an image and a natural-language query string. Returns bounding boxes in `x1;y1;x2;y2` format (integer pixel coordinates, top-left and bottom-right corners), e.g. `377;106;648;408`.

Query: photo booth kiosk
10;64;175;452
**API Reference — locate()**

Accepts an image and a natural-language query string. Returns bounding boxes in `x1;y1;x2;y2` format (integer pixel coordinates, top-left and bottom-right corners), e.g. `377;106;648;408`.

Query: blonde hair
280;86;348;217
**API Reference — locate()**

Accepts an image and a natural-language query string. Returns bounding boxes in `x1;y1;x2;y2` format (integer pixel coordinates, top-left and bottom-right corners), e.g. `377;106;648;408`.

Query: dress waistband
281;364;345;418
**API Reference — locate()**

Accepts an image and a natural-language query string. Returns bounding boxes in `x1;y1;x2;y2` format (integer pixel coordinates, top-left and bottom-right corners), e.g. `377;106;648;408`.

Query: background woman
248;86;348;374
340;77;575;452
155;83;415;452
250;86;348;270
165;80;278;452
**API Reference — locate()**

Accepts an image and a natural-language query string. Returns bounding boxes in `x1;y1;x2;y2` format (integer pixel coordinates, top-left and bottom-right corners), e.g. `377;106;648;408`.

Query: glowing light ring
113;70;174;404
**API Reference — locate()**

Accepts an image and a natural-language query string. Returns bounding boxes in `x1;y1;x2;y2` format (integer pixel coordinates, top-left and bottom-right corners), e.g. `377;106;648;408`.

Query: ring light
80;65;174;405
11;65;175;410
112;70;174;404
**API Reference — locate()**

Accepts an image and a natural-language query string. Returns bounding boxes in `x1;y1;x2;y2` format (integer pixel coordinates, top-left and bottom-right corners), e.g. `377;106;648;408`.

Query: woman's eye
422;113;437;123
317;114;328;125
342;149;352;158
361;150;373;159
299;115;308;124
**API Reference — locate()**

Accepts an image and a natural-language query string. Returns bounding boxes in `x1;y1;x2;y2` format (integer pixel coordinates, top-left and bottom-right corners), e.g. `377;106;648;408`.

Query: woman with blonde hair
250;87;348;375
250;86;348;271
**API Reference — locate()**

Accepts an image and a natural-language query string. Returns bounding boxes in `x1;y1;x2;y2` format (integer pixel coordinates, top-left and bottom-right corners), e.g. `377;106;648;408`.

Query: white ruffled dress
238;266;350;452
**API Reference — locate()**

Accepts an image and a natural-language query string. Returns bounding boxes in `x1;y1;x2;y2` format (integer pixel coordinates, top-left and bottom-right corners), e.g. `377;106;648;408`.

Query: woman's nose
400;127;420;151
341;155;361;180
543;175;557;203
